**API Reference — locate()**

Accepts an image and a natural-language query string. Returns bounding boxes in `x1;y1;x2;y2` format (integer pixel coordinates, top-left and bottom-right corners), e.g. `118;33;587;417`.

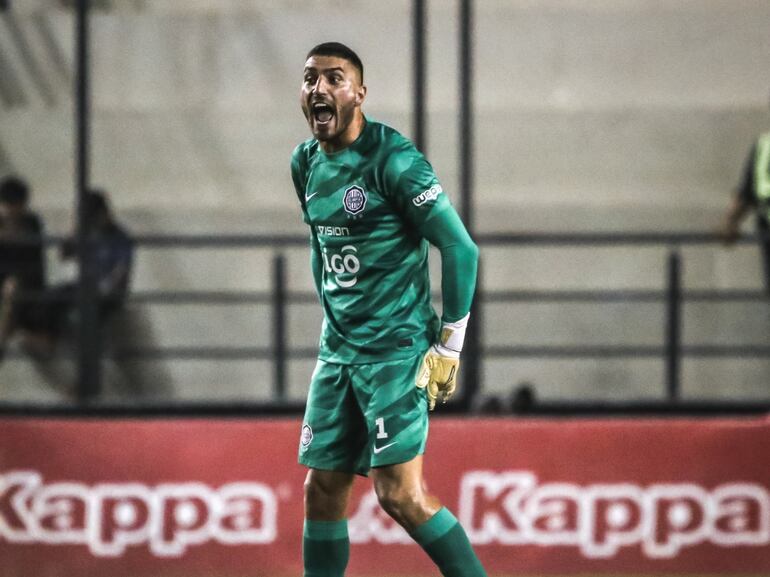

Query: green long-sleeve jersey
291;119;477;364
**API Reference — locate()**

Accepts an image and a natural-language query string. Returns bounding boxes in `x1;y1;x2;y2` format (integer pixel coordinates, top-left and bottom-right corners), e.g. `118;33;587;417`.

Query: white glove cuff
436;313;469;358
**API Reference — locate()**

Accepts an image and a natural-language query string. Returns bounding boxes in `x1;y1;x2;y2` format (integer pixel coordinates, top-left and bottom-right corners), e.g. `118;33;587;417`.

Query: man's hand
718;218;741;246
416;345;460;410
416;314;469;410
719;195;750;246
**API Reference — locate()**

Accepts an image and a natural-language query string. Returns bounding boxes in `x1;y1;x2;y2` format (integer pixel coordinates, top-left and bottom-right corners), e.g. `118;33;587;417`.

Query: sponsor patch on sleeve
412;184;443;207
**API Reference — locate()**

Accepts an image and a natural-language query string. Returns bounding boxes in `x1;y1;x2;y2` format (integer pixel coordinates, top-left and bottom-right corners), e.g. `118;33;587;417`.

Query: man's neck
319;113;366;154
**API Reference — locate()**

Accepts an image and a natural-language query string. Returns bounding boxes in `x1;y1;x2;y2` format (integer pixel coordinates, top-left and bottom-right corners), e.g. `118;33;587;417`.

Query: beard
306;99;357;145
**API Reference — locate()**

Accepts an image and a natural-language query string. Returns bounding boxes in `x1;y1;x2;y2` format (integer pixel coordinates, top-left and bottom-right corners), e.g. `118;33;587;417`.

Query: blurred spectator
0;176;47;362
45;190;134;343
719;100;770;292
473;394;506;415
510;382;536;414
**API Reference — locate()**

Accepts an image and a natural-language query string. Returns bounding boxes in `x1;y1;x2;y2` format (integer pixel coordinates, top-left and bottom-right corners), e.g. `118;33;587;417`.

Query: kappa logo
457;471;770;559
347;470;770;560
0;470;277;558
343;185;367;216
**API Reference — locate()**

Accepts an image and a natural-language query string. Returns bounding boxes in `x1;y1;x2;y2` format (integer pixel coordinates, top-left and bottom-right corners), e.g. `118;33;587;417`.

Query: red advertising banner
0;417;768;576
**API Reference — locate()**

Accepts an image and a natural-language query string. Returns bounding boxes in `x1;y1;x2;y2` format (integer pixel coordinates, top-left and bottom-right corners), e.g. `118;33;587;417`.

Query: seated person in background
45;190;134;342
0;176;46;362
719;98;770;293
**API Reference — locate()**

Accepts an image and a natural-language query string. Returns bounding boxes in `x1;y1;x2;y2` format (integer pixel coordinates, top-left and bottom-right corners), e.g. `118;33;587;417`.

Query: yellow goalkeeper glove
416;347;459;410
416;314;469;410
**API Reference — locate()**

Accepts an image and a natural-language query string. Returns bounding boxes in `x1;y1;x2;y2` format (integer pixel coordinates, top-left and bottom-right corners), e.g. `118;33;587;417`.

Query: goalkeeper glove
416;314;469;410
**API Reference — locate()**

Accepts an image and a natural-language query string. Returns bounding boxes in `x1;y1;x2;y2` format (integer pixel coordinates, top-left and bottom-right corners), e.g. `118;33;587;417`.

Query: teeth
311;102;333;124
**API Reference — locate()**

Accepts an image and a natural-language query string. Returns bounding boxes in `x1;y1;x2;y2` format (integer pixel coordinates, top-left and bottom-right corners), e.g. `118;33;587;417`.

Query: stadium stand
1;0;769;405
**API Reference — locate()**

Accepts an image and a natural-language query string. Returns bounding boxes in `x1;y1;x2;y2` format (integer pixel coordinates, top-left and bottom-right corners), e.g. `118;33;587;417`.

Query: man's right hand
718;219;740;246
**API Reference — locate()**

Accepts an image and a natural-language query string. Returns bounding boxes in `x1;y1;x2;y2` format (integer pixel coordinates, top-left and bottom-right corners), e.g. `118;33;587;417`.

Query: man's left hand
416;346;459;410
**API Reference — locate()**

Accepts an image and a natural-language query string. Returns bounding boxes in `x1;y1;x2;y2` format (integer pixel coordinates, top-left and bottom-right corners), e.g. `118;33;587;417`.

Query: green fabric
292;118;471;364
298;354;429;476
412;509;487;577
303;519;349;577
419;208;479;322
303;518;349;540
411;506;458;546
309;233;323;299
754;132;770;206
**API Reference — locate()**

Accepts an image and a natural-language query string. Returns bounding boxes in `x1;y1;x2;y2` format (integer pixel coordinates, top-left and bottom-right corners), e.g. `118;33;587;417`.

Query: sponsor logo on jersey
343;185;367;216
322;245;360;288
412;184;443;207
316;225;350;237
300;424;313;448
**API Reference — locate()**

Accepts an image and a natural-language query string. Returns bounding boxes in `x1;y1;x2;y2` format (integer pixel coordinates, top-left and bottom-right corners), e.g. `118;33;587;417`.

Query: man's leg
371;455;486;577
303;468;355;577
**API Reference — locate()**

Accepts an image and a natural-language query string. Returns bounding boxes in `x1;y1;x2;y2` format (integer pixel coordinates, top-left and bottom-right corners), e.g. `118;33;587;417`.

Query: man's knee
304;469;354;519
374;481;423;523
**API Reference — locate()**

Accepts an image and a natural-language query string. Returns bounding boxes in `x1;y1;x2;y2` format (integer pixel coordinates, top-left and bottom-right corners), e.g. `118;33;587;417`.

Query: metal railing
2;231;770;416
2;0;766;416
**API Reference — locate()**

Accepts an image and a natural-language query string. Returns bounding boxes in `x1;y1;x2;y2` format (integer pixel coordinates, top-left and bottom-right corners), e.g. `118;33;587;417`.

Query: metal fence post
460;258;482;410
665;250;682;401
412;0;427;154
459;0;474;230
457;0;480;410
75;0;101;401
272;254;287;401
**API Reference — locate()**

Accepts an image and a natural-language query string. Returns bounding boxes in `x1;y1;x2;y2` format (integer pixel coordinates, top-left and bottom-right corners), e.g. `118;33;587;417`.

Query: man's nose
312;77;328;94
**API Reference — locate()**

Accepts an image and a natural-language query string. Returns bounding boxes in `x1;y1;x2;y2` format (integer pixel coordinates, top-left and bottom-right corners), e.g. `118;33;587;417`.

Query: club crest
343;185;367;216
300;424;313;448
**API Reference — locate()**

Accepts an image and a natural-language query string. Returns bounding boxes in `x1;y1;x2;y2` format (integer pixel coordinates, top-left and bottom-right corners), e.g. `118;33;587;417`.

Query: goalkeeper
293;42;484;577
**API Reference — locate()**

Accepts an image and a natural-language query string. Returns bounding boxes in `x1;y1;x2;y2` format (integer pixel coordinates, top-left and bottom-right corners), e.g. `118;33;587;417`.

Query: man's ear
356;84;367;107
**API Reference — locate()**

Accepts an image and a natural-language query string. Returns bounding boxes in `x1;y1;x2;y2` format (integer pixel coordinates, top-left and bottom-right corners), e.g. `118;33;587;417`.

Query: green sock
411;508;487;577
303;519;349;577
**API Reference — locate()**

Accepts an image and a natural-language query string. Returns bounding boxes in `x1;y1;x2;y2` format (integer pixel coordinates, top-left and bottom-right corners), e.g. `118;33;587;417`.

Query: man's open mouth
312;102;334;125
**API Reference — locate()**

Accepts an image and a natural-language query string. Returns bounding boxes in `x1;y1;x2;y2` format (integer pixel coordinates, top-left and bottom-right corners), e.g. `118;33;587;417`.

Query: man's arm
720;144;756;245
419;207;478;323
290;145;321;299
720;194;751;245
415;206;479;409
379;137;479;407
309;231;323;301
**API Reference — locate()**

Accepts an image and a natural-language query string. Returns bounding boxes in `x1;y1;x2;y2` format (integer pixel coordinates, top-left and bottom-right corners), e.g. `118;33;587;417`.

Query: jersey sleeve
291;144;311;224
382;139;452;228
309;229;323;300
382;136;478;323
419;207;479;322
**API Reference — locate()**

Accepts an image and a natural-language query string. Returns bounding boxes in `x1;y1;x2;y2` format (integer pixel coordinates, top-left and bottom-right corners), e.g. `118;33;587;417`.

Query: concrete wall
1;1;769;404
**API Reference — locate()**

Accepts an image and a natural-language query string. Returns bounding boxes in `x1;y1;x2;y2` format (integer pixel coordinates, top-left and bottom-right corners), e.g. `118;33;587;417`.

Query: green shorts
298;353;429;476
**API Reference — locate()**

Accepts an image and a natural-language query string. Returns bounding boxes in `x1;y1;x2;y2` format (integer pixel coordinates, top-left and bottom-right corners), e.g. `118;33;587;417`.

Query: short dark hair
0;176;29;206
306;42;364;83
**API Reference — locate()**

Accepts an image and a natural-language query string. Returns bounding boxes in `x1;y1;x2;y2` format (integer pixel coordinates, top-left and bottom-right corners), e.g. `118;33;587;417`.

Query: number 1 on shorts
375;417;388;439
